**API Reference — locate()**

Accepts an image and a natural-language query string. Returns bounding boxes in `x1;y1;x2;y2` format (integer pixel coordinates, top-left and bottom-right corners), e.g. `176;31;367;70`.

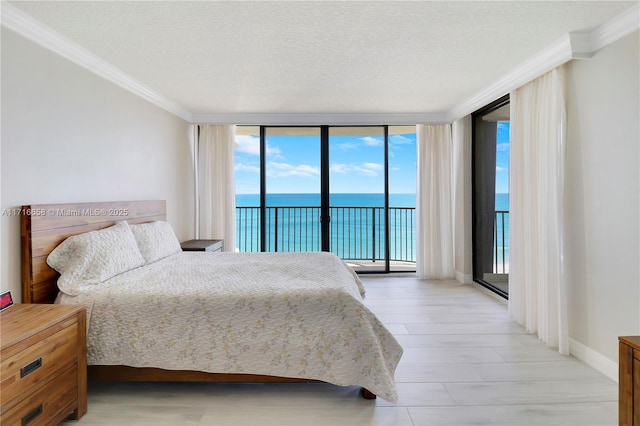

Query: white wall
564;31;640;364
1;29;195;300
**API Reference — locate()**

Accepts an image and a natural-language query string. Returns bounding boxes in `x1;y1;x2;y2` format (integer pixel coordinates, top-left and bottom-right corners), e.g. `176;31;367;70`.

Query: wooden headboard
21;200;167;304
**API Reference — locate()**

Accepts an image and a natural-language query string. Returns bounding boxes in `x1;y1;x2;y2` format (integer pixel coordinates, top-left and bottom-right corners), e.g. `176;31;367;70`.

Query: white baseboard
455;271;473;284
569;338;618;382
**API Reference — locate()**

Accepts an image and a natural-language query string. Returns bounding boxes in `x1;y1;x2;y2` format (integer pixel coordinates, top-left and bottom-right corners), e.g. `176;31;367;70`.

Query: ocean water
235;193;415;260
235;193;509;271
238;192;506;209
495;193;509;211
494;193;510;273
236;193;416;208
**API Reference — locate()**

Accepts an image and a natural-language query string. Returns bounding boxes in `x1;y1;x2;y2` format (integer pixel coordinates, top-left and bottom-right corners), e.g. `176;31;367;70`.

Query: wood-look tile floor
63;276;618;425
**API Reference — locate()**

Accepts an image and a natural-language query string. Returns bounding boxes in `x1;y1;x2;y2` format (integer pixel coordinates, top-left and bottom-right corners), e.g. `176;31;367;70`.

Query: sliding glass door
264;127;322;252
472;96;510;297
235;126;261;252
329;127;387;272
235;125;417;273
388;126;417;270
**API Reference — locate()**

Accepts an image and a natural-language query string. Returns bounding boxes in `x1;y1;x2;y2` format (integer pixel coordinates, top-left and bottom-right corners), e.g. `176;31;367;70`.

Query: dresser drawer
1;365;77;426
1;322;77;407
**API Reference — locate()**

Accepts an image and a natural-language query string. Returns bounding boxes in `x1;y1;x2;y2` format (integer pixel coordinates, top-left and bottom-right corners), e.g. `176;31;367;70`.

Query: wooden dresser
619;336;640;426
1;304;87;425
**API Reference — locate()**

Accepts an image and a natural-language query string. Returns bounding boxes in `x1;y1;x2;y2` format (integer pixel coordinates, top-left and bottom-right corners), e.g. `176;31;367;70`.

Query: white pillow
129;221;181;264
47;221;145;296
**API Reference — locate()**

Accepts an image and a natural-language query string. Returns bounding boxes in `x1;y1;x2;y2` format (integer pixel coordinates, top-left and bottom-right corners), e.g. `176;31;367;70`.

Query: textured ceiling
7;1;638;116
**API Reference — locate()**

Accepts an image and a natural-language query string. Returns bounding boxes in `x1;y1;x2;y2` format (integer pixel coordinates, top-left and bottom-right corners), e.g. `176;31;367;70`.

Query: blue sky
496;121;510;194
234;130;417;194
234;124;508;195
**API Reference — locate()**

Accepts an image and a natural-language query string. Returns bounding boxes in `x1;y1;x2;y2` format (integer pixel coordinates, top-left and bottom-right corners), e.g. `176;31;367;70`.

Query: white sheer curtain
198;125;236;251
416;124;455;279
189;124;199;238
509;68;568;354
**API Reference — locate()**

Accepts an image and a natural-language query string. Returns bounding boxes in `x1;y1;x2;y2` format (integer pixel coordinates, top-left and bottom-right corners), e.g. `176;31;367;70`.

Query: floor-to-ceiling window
264;127;322;253
234;125;416;273
329;127;386;271
234;126;261;252
388;126;418;270
472;96;510;297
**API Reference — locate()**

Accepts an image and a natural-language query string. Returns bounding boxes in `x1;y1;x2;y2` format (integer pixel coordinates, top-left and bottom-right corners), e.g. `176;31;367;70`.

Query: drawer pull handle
21;404;42;425
20;357;42;378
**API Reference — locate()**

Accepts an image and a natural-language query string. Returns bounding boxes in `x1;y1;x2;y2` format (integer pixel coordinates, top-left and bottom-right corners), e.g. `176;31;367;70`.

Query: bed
21;200;402;401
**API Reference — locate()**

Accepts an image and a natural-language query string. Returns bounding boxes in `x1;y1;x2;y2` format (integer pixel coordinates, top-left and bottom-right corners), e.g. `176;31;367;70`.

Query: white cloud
331;163;349;174
267;145;282;157
497;142;510;151
338;142;357;151
390;135;413;145
268;162;319;178
331;162;383;177
235;135;281;157
235;163;260;173
354;166;378;176
235;135;260;155
496;166;508;172
363;162;383;171
361;136;383;147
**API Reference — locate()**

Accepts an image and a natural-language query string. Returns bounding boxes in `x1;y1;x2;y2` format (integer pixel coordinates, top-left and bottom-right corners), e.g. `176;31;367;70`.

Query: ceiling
4;1;638;122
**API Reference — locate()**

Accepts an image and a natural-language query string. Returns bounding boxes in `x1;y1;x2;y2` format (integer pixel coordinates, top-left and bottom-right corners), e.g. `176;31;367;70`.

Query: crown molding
447;33;577;121
1;3;193;122
590;4;640;52
568;32;594;59
448;5;639;121
2;2;637;125
191;112;450;126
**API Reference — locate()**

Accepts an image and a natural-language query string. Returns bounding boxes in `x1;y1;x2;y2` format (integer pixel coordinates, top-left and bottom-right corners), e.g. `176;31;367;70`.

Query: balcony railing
237;206;508;273
236;206;416;263
494;210;509;274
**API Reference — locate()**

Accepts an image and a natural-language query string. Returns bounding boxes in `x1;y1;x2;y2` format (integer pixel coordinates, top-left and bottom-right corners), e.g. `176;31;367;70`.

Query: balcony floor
346;260;417;273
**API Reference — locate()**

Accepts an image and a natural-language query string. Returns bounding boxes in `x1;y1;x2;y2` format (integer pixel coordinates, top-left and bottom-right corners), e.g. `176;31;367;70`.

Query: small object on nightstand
0;290;14;312
181;239;224;252
1;304;87;425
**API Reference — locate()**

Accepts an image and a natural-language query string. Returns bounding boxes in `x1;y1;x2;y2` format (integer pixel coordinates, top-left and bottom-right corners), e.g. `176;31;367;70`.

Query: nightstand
181;239;224;252
619;336;640;426
1;304;87;425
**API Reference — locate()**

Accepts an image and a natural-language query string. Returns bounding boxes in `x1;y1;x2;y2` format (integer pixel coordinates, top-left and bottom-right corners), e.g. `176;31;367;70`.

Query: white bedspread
57;251;402;401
